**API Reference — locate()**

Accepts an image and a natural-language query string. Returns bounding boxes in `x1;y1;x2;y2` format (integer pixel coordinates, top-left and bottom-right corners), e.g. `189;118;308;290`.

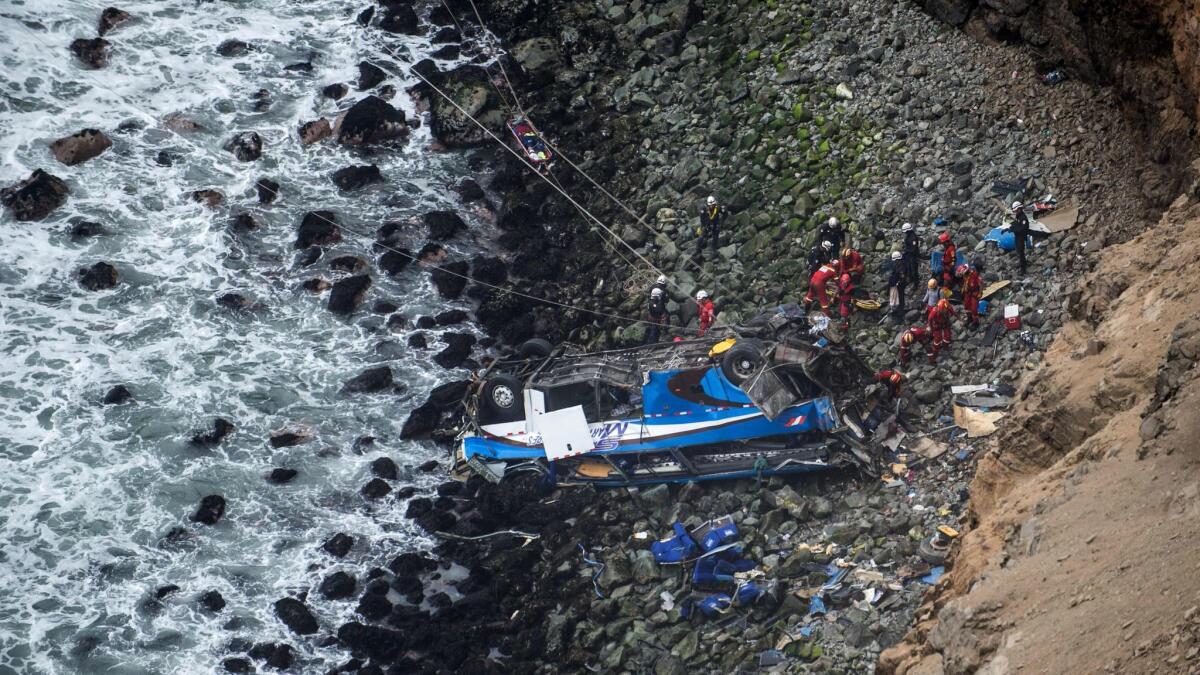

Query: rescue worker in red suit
897;326;934;365
959;263;983;327
840;247;865;282
875;370;904;399
836;273;855;332
938;232;957;289
696;290;715;337
804;261;839;314
927;298;956;360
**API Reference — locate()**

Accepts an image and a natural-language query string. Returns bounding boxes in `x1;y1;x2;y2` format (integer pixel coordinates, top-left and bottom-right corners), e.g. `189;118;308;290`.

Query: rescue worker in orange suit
927;298;956;360
836;273;855;332
839;247;865;283
958;263;983;328
875;370;904;399
804;261;839;314
938;231;957;289
897;326;934;366
696;290;715;337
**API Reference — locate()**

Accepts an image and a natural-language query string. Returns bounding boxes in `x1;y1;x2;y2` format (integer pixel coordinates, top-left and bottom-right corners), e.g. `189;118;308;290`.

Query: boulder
331;165;383;191
191;495;226;525
49;129;112;165
216;39;249;57
357;6;375;25
224;132;263;161
190;418;235;447
320;571;357;600
336;96;408;146
337;622;408;662
248;643;294;670
379;5;420;34
342;366;393;394
400;402;440;439
299;119;332;145
103;385;132;405
78;262;119;291
356;591;392;620
358;61;387;90
222;658;251;673
433;333;476;369
322;533;354;557
435;309;468;326
269;429;311;448
328;274;372;315
295;211;341;248
199;590;225;612
511;38;561;76
163;114;202;132
70;38;110;69
70;220;105;237
371;457;399;480
322;83;349;100
430;260;469;299
470;255;507;285
2;169;69;221
361;478;392;500
378;248;413;276
329;255;366;273
424;210;466;239
255;178;279;204
273;597;318;635
427;66;504;148
98;7;132;36
267;468;298;484
191;190;224;208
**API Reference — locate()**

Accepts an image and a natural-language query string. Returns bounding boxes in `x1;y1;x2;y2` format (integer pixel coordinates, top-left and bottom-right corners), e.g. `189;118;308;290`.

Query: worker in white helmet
696;196;724;260
696;290;715;337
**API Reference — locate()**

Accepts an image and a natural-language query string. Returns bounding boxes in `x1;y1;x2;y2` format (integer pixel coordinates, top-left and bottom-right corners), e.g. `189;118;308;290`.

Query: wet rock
248;643;294;670
269;429;312;448
379;5;420;34
267;468;298;484
190;418;235;447
50;129;112;166
284;60;313;73
342;366;394;394
431;45;460;60
251;88;271;113
427;66;504;148
512;37;561;76
191;189;224;208
78;262;119;291
435;309;469;326
336;96;408;146
378;247;413;276
337;622;408;662
358;61;387;90
70;220;105;237
415;316;436;329
322;533;354;558
225;132;263;162
407;333;428;350
430;260;469;299
361;478;392;500
70;38;110;69
199;590;225;612
404;497;433;520
217;293;253;310
163;114;202;132
295;211;341;249
154;150;174;167
433;333;476;369
418;243;448;262
330;256;367;273
371;457;399;480
103;385;132;405
356;591;392;621
191;495;226;525
301;278;330;292
98;7;132;36
373;301;399;314
299;119;331;145
417;460;438;472
321;572;357;601
255;178;279;204
273;597;318;635
216;39;249;57
322;83;349;100
415;509;455;533
2;169;69;221
424;210;466;239
328;274;372;315
357;6;375;25
155;584;180;599
331;164;383;191
297;247;322;268
222;657;252;673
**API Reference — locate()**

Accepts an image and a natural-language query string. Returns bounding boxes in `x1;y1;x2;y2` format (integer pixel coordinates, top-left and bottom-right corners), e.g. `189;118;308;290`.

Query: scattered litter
909;437;949;459
660;590;675;612
759;649;786;667
950;384;989;395
1040;69;1066;85
1038;203;1080;232
633;531;651;540
954;447;972;461
578;544;606;599
919;566;946;584
953;404;1005;438
835;83;854;99
1004;304;1022;331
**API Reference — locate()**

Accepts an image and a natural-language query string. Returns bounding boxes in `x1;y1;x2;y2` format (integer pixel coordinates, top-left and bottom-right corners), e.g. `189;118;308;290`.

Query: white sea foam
0;1;487;672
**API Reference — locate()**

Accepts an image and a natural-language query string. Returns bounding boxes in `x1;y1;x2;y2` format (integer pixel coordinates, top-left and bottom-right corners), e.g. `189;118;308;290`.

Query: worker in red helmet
839;246;865;282
875;370;905;398
927;297;956;360
959;263;983;327
836;272;855;333
938;231;957;288
897;326;934;365
804;262;839;314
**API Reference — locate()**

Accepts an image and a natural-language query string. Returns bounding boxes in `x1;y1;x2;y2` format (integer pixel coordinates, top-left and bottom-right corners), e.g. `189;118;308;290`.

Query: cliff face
920;0;1200;213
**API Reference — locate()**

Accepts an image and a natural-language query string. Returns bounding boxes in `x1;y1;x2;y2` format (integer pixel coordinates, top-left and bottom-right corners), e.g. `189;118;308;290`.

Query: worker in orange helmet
927;297;956;360
804;261;839;314
836;273;855;333
874;370;905;398
897;326;934;365
839;246;865;282
938;231;957;289
958;262;983;327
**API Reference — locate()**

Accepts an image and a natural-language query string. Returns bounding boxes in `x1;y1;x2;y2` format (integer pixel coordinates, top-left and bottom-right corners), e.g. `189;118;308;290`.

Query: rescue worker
646;287;669;343
652;273;668;295
695;196;724;259
1009;200;1030;275
839;246;865;282
874;370;904;399
818;216;844;253
959;263;983;327
897;326;934;365
927;297;956;360
696;290;715;337
836;273;855;333
902;222;921;291
808;240;835;276
887;251;906;325
922;278;940;311
938;231;957;288
804;261;839;314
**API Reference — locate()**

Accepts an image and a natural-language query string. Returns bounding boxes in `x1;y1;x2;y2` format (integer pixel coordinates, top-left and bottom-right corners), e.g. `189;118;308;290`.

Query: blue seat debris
653;518;766;619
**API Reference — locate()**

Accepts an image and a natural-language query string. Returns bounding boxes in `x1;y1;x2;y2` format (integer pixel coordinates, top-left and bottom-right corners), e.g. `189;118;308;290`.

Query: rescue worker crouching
839;246;865;283
836;273;855;333
897;326;934;365
804;260;839;315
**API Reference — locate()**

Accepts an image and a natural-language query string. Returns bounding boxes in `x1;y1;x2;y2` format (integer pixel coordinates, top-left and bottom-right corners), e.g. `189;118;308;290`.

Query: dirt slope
880;166;1200;674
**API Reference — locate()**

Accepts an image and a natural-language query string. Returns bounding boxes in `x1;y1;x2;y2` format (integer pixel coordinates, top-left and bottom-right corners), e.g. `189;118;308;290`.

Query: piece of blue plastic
808;595;827;615
982;227;1033;252
978;299;990;315
930;250;967;275
799;626;814;637
652;522;700;563
697;593;733;616
735;582;762;605
700;522;739;552
920;566;945;584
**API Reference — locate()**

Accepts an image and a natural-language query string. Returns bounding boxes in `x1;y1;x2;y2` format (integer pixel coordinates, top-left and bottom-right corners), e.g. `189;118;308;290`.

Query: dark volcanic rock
433;333;476;369
361;478;392;500
357;6;375;26
70;220;105;237
331;164;383;191
370;456;399;480
70;38;110;69
298;118;331;145
424;210;466;239
427;65;504;148
430;260;469;299
435;309;469;326
342;366;393;394
216;293;252;310
407;332;427;349
248;643;294;670
267;468;298;484
358;61;387;90
400;401;439;439
337;622;408;661
269;429;311;448
199;590;225;612
191;189;224;208
216;39;249;57
273;597;318;635
50;129;112;166
230;212;263;232
225;132;263;162
99;7;132;36
78;262;119;291
295;211;341;249
379;5;420;34
190;418;235;447
336;96;407;146
378;248;413;276
191;495;226;525
222;657;251;673
355;591;392;620
255;178;279;204
328;274;372;315
2;169;69;221
329;255;367;273
103;385;132;405
322;83;349;100
322;533;354;557
320;571;357;600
